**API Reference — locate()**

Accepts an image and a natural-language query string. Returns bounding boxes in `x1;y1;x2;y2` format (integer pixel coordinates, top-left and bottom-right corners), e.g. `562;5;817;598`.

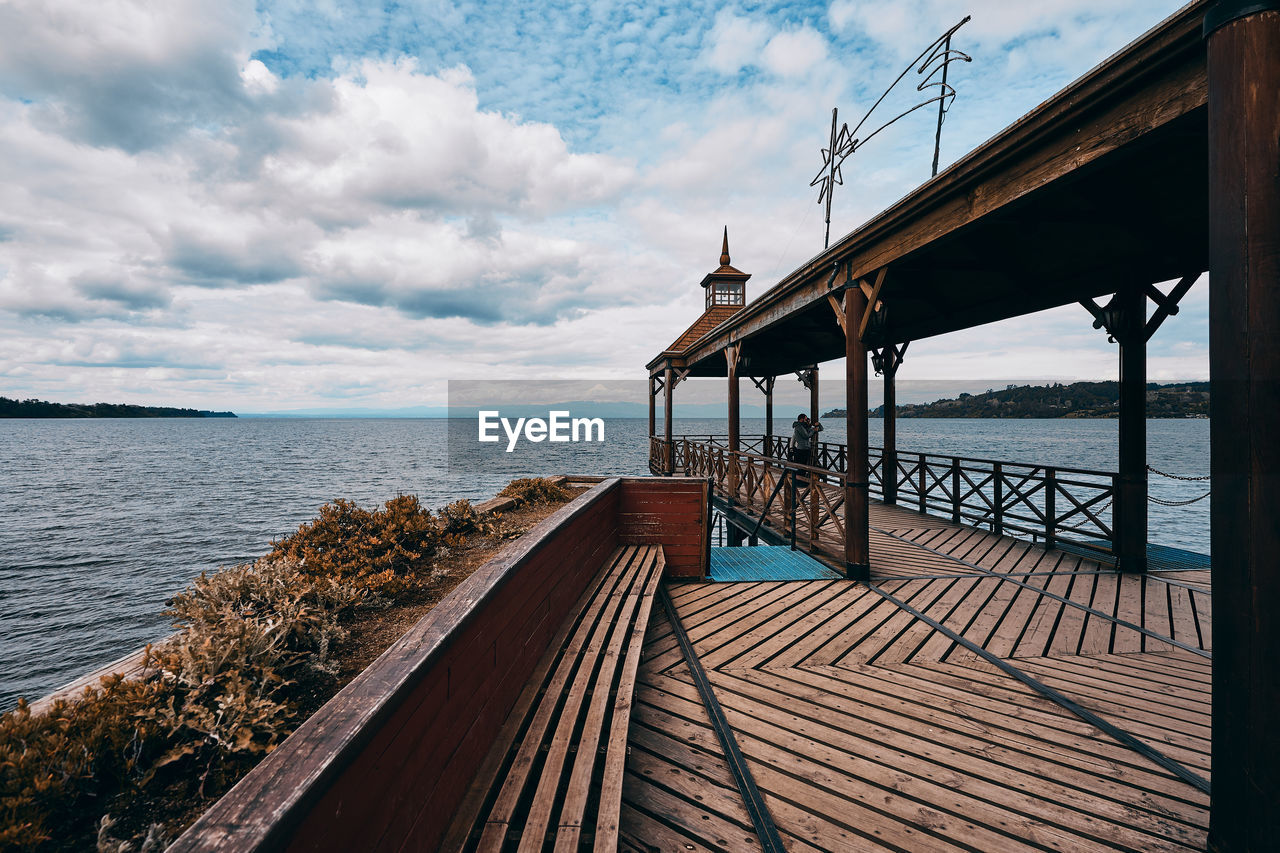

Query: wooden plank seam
871;525;1211;659
657;585;788;853
863;581;1212;796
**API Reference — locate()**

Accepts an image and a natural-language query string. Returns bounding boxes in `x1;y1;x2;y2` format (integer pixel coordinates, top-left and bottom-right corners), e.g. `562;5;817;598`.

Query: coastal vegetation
0;478;573;852
822;380;1209;420
0;397;236;418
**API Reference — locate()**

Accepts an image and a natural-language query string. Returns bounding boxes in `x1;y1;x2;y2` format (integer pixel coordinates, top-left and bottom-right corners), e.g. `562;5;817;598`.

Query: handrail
654;434;1118;559
665;433;1116;480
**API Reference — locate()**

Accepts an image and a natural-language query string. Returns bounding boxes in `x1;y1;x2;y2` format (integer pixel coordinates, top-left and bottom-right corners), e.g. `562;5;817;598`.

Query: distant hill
1;397;236;418
823;381;1209;420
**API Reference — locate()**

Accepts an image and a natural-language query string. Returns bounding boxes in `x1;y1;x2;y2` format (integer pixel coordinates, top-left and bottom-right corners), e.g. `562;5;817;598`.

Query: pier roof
647;0;1210;378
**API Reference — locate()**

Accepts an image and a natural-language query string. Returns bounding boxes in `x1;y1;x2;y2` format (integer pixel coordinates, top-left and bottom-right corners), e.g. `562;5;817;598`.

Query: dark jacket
792;420;817;450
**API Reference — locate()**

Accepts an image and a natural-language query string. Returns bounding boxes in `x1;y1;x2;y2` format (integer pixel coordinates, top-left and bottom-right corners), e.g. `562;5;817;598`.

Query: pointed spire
720;226;730;266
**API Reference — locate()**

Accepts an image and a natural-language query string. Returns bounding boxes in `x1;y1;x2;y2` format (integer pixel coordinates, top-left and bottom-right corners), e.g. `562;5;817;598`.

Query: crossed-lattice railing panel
672;439;846;554
653;435;1119;557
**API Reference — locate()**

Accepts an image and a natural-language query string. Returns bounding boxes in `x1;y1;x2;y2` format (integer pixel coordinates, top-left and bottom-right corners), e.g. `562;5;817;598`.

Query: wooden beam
1145;273;1198;340
1143;281;1180;314
1079;296;1109;329
827;293;847;335
724;343;741;373
858;267;889;339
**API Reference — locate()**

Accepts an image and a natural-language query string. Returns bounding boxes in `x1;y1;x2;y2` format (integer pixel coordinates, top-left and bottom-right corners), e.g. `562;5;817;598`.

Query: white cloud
256;60;633;221
240;59;279;94
761;27;830;78
0;0;1200;411
0;0;268;151
701;10;773;75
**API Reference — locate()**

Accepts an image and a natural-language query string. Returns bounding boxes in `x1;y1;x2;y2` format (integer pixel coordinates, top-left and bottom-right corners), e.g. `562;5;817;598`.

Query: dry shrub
0;558;362;850
97;814;165;852
0;677;172;850
166;558;361;673
497;478;569;507
269;495;439;595
1;483;568;850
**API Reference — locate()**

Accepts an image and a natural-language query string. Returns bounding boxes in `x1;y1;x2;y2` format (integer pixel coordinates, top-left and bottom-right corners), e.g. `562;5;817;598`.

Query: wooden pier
646;2;1279;847
156;2;1275;849
619;499;1212;852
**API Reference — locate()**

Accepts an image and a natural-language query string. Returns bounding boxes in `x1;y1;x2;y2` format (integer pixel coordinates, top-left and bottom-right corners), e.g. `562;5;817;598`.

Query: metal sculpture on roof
812;15;972;248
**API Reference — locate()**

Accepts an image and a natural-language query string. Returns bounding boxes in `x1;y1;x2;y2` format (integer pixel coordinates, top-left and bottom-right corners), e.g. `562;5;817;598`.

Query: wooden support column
883;353;899;504
663;366;674;476
809;366;820;431
765;377;775;456
1206;5;1280;850
726;344;741;498
808;366;820;546
1116;282;1148;572
726;522;745;547
726;346;741;453
844;288;870;581
648;375;656;439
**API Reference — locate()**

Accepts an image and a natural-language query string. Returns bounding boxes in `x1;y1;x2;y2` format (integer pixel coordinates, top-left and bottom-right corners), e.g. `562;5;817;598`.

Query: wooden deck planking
625;503;1212;851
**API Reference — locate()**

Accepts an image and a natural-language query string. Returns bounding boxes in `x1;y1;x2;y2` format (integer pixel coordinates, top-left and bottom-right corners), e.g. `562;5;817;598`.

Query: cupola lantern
700;227;751;310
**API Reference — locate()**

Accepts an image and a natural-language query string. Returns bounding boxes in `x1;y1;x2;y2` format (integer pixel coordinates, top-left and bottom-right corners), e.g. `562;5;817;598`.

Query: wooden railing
652;435;1117;557
679;440;846;554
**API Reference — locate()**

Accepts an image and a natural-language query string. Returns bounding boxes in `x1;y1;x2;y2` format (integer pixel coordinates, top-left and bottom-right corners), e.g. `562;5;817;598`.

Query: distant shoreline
823;380;1209;421
1;397;236;419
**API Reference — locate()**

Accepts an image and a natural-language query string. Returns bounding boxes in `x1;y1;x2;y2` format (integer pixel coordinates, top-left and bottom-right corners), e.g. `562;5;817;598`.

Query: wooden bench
170;478;707;852
443;544;665;852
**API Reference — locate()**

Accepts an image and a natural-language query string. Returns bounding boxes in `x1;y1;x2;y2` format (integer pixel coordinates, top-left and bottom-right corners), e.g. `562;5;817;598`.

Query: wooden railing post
992;462;1004;535
789;469;798;551
918;454;927;514
808;474;819;545
1044;467;1057;550
951;457;961;524
1111;472;1121;558
782;465;792;528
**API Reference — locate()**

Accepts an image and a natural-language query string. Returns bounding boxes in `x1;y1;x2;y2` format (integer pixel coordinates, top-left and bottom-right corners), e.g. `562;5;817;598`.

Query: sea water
0;417;1209;710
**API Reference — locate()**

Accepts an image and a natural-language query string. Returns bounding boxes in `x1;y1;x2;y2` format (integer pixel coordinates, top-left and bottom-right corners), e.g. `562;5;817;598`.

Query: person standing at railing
790;413;822;465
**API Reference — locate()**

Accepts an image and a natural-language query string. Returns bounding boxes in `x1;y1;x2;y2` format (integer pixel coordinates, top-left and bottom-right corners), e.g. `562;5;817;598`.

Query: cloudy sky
0;0;1203;413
